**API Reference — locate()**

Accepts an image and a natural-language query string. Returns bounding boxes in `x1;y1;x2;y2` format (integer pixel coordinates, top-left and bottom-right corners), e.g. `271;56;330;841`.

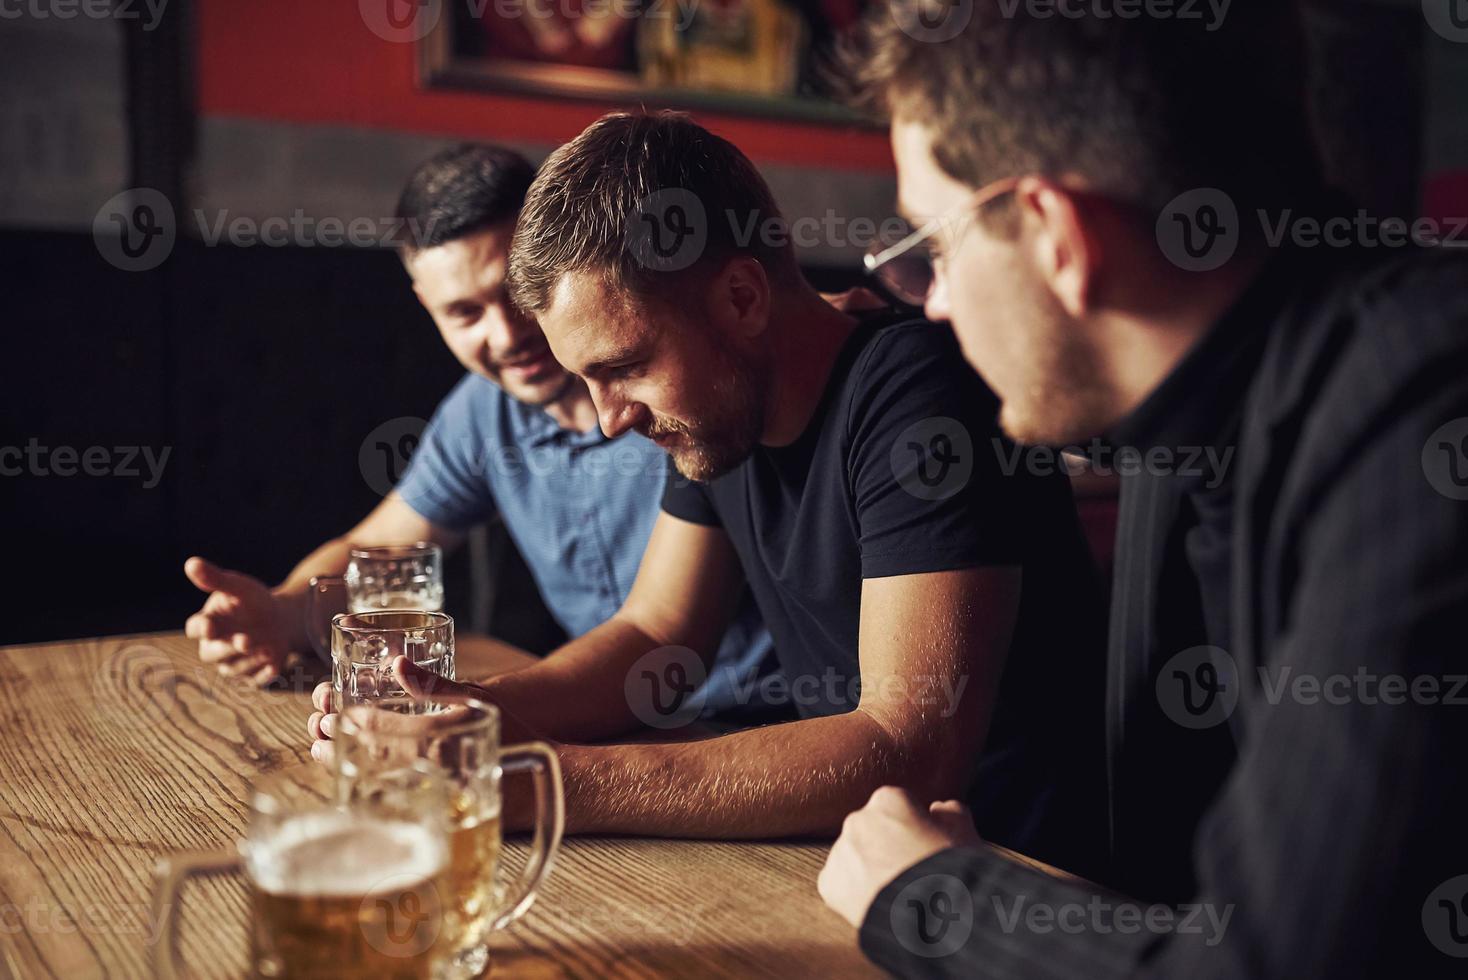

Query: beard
644;341;768;483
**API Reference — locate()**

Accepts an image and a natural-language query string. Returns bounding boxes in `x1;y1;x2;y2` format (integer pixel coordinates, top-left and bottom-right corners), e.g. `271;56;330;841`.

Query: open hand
184;556;290;685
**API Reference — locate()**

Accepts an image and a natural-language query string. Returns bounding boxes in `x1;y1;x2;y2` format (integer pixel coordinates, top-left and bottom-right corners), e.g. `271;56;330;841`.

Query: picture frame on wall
419;0;876;125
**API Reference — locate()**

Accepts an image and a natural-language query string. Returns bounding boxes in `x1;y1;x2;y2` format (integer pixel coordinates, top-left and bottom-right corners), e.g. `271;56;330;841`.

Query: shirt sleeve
394;375;499;531
860;345;1468;980
660;458;722;527
846;323;1030;579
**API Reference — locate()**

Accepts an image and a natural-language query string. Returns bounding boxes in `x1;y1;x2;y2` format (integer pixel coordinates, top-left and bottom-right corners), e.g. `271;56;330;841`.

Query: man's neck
1101;245;1271;427
760;284;861;447
539;375;601;434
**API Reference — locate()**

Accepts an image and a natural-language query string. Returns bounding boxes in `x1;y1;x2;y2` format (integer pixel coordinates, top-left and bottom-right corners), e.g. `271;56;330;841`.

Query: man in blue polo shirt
182;144;772;718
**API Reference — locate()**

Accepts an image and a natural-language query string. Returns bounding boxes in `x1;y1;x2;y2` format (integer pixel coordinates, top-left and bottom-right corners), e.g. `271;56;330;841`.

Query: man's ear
1015;177;1101;318
712;256;771;340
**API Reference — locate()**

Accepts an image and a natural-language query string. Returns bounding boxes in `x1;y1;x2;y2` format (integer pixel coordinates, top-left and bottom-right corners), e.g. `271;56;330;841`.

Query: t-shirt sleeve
660;460;722;527
847;322;1029;579
394;375;499;531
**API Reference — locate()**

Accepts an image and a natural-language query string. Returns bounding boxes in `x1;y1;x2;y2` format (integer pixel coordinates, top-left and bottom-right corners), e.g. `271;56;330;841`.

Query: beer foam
247;811;446;896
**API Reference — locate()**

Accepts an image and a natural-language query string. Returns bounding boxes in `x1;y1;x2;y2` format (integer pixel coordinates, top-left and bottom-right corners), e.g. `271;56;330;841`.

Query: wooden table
0;632;879;979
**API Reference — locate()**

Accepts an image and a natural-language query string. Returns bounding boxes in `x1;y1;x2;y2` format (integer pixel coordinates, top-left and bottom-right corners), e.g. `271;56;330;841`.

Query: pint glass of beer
153;765;452;979
336;699;565;980
307;542;445;657
331;610;456;714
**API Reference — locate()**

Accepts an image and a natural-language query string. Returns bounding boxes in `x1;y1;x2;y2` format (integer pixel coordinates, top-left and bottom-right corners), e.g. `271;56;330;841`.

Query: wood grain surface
0;632;878;979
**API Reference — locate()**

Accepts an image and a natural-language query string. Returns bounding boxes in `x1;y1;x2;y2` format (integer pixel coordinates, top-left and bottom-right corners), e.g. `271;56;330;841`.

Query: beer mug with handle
332;610;457;715
308;543;445;659
153;764;453;979
337;698;565;980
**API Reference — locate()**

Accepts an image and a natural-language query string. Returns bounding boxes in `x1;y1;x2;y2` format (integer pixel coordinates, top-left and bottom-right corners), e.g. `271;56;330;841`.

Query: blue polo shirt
395;373;775;718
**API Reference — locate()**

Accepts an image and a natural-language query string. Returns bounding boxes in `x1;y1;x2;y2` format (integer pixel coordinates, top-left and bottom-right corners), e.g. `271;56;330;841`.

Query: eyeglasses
863;177;1022;307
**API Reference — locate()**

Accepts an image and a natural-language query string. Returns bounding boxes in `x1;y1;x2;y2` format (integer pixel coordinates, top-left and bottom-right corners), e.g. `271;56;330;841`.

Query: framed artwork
420;0;875;125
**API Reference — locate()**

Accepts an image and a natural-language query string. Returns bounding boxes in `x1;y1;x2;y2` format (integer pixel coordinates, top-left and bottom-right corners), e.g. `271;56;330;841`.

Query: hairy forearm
556;709;955;838
480;616;671;743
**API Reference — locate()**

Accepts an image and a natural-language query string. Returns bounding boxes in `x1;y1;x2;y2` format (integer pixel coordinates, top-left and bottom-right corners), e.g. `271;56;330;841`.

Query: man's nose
482;308;527;356
596;390;642;439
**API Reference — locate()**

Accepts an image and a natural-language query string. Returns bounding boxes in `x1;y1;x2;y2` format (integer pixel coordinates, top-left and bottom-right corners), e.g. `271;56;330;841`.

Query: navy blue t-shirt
662;313;1109;876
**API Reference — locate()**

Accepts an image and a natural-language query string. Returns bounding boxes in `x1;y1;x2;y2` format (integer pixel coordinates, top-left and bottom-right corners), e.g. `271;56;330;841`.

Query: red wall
196;0;895;172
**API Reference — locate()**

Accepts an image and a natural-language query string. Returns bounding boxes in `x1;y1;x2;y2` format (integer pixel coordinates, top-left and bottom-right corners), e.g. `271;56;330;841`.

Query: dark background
1;0;1455;647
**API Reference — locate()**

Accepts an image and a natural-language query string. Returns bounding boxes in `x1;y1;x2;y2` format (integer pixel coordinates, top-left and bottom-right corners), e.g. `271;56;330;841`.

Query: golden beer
246;811;449;979
443;805;502;954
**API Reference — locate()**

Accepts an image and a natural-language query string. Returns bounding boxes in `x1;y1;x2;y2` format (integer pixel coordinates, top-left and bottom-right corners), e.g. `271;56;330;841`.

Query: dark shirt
663;312;1109;875
1099;254;1289;902
861;248;1468;979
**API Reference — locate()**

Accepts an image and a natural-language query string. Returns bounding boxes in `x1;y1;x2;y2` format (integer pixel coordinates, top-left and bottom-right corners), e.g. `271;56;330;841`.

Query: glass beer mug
308;543;444;659
332;610;456;715
336;699;565;980
153;765;453;979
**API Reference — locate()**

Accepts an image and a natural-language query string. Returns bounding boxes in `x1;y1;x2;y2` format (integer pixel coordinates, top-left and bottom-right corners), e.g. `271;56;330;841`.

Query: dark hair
507;111;800;314
395;144;537;256
845;0;1322;215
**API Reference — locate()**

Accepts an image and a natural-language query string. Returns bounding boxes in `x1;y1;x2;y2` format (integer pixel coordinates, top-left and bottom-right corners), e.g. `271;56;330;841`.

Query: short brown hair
507;111;799;313
845;0;1320;213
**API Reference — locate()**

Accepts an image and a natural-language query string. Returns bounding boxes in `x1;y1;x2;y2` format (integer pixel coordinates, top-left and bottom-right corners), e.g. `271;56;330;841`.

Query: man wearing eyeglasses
309;112;1111;857
821;3;1468;978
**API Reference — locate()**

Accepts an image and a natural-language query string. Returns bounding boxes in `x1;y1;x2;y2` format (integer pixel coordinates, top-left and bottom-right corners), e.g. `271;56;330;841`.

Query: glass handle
490;742;564;930
152;849;242;980
306;575;346;662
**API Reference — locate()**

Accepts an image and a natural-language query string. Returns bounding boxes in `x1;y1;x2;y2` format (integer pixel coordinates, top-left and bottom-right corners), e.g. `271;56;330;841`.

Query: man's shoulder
1256;251;1468;413
848;311;964;368
433;372;512;423
836;311;993;423
1249;249;1468;476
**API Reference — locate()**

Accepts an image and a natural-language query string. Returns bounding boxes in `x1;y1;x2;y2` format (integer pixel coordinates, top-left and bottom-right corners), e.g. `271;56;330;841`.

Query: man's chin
666;441;749;484
499;371;573;408
998;399;1102;448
